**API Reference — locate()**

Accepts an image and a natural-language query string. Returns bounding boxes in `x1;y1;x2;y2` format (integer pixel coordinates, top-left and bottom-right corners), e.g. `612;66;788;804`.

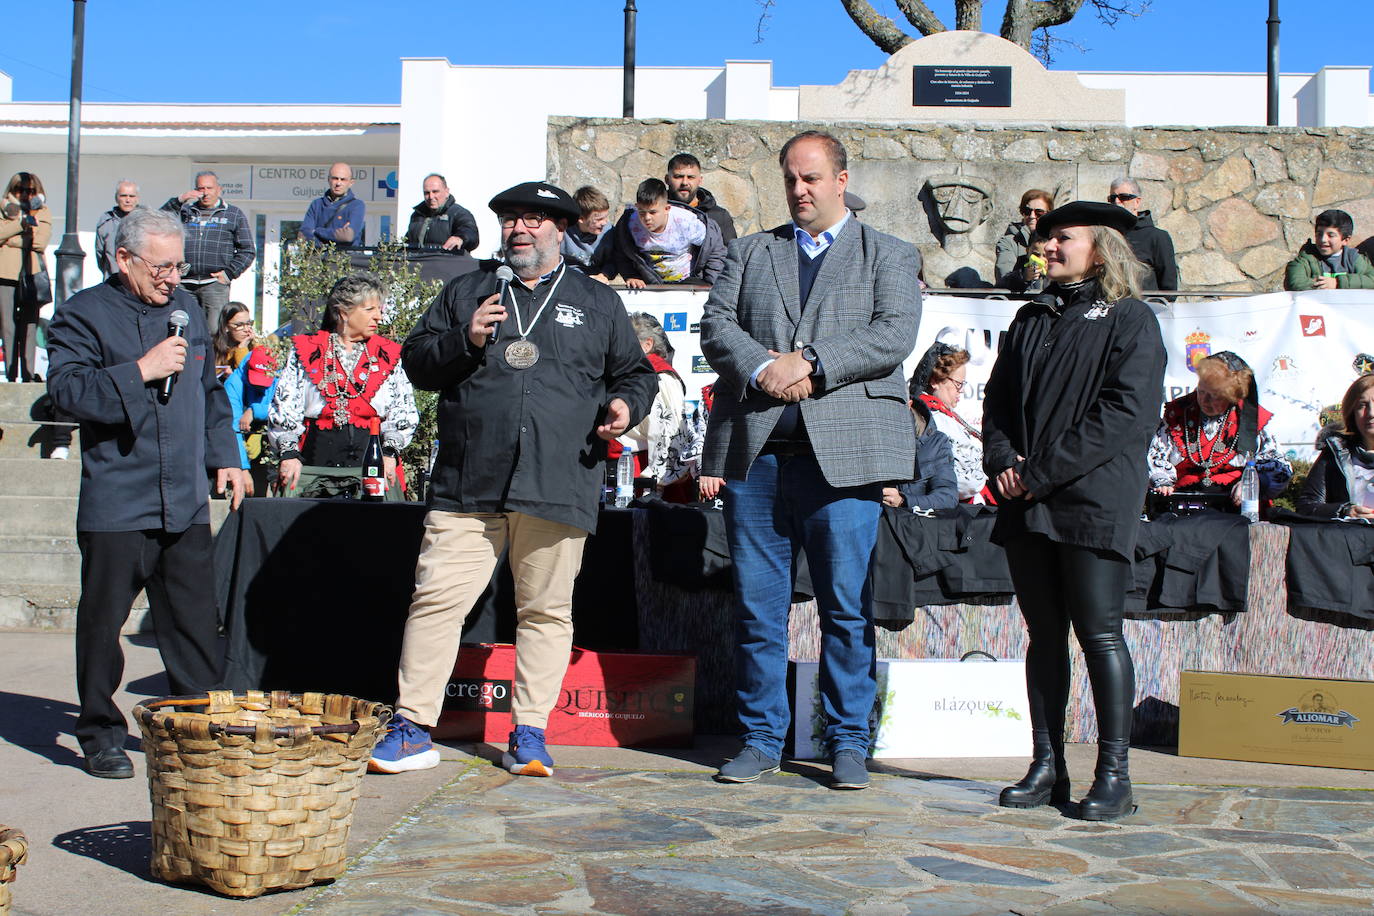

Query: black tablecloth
1275;511;1374;622
215;499;638;699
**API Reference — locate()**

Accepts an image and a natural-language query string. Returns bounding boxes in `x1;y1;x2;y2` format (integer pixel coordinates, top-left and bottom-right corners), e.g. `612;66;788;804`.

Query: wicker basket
133;690;391;898
0;826;28;916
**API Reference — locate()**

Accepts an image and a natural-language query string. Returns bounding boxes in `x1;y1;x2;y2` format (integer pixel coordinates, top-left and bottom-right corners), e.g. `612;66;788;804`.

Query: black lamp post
54;0;87;303
623;0;637;118
1266;0;1280;126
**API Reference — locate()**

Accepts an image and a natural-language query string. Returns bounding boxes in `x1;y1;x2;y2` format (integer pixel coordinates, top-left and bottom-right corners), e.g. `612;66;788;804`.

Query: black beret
844;190;867;212
488;181;581;222
1037;200;1136;236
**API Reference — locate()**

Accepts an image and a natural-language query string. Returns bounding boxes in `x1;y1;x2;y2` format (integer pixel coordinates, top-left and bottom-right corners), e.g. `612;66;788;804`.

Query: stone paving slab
295;753;1374;916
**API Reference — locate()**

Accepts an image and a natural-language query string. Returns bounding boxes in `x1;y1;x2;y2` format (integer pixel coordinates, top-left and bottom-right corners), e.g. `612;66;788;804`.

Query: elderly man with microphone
47;207;245;779
369;181;656;777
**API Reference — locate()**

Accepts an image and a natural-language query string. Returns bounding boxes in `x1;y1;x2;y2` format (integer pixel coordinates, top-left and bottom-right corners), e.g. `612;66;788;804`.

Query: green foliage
1273;457;1312;513
273;241;445;497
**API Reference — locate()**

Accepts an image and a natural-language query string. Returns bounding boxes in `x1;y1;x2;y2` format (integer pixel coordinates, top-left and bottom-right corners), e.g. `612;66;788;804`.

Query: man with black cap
370;181;656;777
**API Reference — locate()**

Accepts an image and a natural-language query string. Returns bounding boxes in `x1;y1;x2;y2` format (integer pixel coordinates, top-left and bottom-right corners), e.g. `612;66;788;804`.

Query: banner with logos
620;288;1374;460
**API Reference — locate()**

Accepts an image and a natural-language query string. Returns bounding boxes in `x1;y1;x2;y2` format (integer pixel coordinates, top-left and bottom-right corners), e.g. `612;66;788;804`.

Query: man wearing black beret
370;181;657;777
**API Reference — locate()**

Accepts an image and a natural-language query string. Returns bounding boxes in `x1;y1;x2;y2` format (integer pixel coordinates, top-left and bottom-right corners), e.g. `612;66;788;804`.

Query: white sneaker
50;447;69;460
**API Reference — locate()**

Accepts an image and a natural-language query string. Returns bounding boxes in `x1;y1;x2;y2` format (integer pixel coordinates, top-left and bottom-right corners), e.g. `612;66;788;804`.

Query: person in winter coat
594;179;725;287
0;171;53;382
1297;374;1374;518
1108;178;1178;291
882;391;958;512
665;152;738;244
993;189;1053;290
404;174;479;253
94;180;142;278
1284;209;1374;291
298;163;366;247
983;200;1167;822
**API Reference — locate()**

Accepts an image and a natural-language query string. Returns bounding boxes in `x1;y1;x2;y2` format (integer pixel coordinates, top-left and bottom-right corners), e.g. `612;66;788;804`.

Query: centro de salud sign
193;164;398;202
913;66;1012;107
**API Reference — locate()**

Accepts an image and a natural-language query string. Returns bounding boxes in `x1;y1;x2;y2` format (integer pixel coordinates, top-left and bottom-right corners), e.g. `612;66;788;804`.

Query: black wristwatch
382;445;401;459
801;345;820;376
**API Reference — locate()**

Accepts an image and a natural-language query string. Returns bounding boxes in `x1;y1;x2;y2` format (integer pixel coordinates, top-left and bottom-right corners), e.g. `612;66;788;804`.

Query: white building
0;52;1369;325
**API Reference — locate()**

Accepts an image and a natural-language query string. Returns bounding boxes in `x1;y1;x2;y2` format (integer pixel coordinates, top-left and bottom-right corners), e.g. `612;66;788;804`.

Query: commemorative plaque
913;65;1012;107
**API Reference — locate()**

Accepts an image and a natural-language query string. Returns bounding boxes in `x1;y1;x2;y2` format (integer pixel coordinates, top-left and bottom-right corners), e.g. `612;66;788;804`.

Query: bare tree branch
839;0;920;54
954;0;985;31
754;0;778;42
1001;0;1087;47
891;0;948;34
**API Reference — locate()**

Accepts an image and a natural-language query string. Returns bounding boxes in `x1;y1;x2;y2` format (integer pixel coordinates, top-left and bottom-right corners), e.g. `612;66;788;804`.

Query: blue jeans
722;451;882;758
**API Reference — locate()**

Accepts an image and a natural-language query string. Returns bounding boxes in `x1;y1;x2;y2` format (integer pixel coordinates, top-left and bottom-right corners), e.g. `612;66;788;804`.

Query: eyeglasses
947;379;966;393
228;320;253;330
1019;206;1047;217
1107;193;1139;203
131;254;190;278
16;187;37;194
498;212;549;229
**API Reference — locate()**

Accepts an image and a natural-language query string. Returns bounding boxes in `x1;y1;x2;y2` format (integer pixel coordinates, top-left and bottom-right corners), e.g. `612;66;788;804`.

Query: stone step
0;496;79;537
0;419;79;458
0;550;82;585
0;457;82;497
0;381;48;418
0;583;150;633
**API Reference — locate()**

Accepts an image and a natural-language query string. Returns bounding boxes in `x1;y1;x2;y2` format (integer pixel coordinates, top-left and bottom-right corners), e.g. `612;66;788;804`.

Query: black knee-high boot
1077;620;1136;821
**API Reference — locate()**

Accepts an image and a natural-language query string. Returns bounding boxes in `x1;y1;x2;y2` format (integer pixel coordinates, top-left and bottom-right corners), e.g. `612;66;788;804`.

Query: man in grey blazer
700;130;922;789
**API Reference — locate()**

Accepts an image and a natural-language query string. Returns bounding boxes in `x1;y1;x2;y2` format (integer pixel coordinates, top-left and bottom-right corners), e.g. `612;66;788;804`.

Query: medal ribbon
503;263;567;340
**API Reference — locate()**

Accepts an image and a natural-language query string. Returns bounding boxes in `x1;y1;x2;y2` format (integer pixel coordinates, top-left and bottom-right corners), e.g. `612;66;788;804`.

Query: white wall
1077;69;1370;127
399;60;729;254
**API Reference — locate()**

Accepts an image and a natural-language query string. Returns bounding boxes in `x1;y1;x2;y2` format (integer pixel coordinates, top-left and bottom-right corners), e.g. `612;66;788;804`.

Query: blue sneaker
368;714;440;774
502;725;554;777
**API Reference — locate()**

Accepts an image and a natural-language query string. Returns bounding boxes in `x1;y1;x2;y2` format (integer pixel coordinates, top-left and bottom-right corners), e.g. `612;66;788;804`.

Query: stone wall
548;117;1374;292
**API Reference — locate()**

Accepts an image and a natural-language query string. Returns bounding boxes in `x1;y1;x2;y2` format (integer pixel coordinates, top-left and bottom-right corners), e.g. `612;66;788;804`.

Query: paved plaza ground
2;631;1373;915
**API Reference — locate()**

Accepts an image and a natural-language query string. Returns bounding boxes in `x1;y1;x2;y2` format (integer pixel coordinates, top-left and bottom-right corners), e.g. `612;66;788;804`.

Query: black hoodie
691;187;737;245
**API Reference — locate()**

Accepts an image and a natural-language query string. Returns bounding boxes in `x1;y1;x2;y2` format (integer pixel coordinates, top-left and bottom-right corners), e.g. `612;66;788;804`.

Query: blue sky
5;1;1371;104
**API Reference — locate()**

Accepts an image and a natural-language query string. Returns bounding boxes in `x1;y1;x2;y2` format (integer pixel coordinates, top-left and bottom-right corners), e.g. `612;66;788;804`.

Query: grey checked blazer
699;219;922;486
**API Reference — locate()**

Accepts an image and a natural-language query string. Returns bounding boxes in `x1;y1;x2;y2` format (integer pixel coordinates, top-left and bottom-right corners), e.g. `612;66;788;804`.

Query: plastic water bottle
615;444;636;508
1240;454;1259;523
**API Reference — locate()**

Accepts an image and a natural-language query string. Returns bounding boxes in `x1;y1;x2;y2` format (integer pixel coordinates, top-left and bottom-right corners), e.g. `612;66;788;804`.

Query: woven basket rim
133;692;389;740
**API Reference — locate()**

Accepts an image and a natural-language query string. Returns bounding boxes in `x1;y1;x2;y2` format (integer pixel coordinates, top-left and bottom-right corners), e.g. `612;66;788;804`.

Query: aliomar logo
1275;689;1359;729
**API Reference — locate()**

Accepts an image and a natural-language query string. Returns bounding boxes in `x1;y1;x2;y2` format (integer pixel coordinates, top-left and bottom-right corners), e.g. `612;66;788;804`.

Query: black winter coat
1297;433;1373;518
982;281;1167;559
404;195;480;252
1124;211;1179;291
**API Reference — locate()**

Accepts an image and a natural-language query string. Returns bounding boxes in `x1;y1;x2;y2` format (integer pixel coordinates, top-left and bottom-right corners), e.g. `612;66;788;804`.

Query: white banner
621;288;1374;461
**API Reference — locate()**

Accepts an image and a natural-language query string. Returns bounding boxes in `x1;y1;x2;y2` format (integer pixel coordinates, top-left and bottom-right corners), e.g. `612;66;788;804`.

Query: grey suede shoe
830;749;870;790
714;746;781;783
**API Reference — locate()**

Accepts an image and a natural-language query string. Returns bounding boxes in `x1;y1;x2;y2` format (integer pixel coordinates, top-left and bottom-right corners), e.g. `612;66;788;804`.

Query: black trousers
1004;533;1135;744
75;526;224;755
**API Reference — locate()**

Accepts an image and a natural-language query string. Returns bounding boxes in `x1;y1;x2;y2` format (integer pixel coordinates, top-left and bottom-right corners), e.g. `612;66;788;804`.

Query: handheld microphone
490;264;514;344
159;309;191;404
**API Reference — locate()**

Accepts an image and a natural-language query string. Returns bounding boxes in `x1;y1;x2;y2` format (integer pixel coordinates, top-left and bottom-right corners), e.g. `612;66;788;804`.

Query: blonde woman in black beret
982;201;1167;821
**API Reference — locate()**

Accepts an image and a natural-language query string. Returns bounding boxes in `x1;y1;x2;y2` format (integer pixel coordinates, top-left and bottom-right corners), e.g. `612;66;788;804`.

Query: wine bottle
361;417;387;501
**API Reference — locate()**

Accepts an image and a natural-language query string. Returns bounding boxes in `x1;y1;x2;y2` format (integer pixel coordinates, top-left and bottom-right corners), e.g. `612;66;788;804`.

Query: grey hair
321;272;387;332
194;170;219;183
628;312;671;360
114;208;184;256
114;179;139;194
423;173;447;186
1109;176;1141;195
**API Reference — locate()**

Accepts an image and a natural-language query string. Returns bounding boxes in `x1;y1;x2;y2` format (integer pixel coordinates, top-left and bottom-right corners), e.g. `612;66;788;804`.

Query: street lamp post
55;0;87;304
623;0;637;118
1266;0;1280;126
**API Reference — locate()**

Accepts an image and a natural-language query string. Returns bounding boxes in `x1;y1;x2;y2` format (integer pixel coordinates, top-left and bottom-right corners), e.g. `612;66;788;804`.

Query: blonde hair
1088;225;1144;302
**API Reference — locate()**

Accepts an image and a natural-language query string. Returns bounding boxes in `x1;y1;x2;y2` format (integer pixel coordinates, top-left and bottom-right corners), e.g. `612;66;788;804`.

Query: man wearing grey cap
371;181;656;778
47;207;245;779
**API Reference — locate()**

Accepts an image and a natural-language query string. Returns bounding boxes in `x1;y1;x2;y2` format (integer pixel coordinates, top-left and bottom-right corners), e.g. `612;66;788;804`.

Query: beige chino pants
396;510;587;729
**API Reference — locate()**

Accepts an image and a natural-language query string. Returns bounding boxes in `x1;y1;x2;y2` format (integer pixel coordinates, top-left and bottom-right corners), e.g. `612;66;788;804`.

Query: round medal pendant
504;339;540;369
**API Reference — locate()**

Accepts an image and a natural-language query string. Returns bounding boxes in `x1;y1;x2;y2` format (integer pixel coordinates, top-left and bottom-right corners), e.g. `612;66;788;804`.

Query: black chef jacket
46;276;239;533
403;260;656;533
982;281;1167;559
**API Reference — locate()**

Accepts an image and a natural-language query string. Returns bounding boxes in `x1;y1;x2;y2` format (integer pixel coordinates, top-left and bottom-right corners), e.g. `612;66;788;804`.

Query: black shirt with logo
402;260;656;532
